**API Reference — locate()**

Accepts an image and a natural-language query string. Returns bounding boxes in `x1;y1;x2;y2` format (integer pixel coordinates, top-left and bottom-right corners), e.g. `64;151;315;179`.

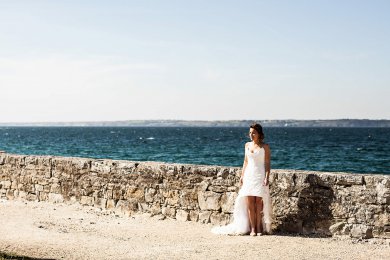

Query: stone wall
0;151;389;239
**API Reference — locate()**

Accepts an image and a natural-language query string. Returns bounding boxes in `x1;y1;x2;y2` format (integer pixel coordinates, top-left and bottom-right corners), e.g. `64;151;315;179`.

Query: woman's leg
255;197;264;234
247;196;256;235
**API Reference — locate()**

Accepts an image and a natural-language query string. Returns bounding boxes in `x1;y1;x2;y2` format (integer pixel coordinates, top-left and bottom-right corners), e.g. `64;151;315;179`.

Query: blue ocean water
0;127;389;174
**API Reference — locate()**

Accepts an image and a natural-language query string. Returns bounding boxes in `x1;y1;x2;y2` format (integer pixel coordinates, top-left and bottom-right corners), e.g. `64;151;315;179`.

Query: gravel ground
0;199;389;260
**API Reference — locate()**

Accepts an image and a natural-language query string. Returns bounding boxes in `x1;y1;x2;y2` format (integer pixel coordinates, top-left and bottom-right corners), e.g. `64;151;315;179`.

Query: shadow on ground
0;251;55;260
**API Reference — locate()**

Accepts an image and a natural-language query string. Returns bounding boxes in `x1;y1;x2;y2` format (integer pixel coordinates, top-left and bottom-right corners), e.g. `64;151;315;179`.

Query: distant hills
1;119;390;127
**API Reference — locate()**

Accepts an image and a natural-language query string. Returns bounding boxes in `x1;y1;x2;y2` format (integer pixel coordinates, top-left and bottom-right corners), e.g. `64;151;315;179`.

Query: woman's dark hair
250;123;264;141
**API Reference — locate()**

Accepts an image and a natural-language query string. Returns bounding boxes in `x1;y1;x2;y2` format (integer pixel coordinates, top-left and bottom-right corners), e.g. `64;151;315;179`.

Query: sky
0;0;389;122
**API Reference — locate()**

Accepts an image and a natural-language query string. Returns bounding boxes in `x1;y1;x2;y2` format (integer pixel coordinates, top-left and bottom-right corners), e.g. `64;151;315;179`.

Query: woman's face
249;128;260;142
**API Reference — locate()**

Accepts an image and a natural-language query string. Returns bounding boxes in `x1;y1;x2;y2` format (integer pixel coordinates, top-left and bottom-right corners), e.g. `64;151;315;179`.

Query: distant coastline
1;119;390;127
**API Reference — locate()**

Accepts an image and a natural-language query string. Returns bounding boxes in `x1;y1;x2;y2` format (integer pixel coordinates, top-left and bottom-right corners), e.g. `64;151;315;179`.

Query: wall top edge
0;152;388;178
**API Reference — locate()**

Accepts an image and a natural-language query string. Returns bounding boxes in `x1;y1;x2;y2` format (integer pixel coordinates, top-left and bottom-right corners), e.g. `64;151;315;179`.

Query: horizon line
1;118;390;124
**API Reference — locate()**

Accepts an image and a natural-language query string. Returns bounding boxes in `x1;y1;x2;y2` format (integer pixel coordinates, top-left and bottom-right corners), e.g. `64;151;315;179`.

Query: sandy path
0;199;389;260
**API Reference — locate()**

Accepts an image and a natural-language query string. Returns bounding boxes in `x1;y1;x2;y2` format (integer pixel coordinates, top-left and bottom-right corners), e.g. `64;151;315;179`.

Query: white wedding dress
211;145;272;235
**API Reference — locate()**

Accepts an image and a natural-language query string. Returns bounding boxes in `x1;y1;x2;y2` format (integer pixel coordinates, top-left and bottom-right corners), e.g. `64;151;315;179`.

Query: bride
212;123;272;236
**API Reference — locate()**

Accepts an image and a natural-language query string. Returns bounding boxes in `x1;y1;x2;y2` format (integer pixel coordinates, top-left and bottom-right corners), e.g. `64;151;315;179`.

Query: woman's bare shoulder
263;143;271;150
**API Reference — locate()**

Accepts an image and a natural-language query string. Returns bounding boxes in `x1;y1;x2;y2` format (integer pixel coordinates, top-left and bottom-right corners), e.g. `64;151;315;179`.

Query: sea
0;127;389;175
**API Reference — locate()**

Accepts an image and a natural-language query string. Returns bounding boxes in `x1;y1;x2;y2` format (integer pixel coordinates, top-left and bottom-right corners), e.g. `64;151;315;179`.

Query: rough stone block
221;192;237;213
372;226;390;238
364;175;379;188
105;189;113;199
336;175;363;186
376;182;390;205
80;196;93;206
364;205;384;225
193;166;217;177
116;161;137;175
340;224;352;235
273;197;299;216
125;186;145;201
356;190;377;204
347;217;358;224
50;184;61;193
195;180;209;192
6;155;25;166
208;185;226;193
94;197;107;209
176;209;189;221
11;181;18;190
138;202;150;213
210;212;230;225
216;168;230;179
161;206;176;218
150;203;161;216
373;213;389;226
43;185;51;193
91;160;112;173
215;179;235;187
6;189;14;200
48;193;64;203
69;196;78;204
331;203;349;218
1;180;11;189
26;193;38;201
112;188;124;200
0;153;5;165
38;192;48;201
145;188;156;202
313;220;332;235
35;184;44;192
179;190;198;208
19;175;31;184
164;180;185;190
0;189;7;198
45;169;52;179
37;177;49;186
189;210;199;222
50;177;60;184
165;190;180;205
198;191;221;211
106;199;117;209
227;186;239;192
116;199;138;216
18;191;27;200
198;211;211;224
350;224;373;239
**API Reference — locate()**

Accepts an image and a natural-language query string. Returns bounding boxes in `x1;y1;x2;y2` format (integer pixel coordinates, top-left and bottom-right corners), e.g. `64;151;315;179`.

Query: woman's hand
263;178;269;186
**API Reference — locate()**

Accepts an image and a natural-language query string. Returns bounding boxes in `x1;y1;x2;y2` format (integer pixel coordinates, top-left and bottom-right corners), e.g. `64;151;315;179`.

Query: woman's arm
263;144;271;186
240;143;249;186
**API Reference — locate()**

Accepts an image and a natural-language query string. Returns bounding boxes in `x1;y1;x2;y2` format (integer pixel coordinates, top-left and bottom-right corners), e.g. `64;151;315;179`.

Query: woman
212;123;272;236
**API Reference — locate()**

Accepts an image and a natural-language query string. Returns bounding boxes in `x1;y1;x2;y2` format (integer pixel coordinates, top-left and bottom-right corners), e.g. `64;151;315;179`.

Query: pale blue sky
1;0;389;122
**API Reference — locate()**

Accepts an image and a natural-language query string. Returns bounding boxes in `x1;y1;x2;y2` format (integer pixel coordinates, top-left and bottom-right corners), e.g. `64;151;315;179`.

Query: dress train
211;191;272;235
